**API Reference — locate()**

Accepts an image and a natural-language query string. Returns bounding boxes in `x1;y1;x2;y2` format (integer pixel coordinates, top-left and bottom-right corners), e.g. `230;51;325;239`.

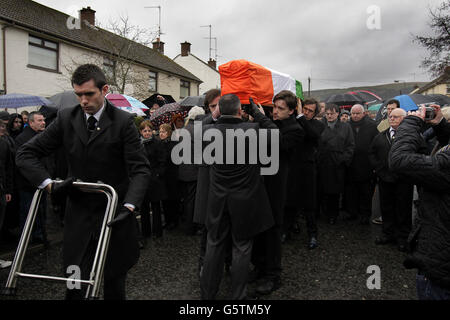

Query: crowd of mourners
1;79;450;300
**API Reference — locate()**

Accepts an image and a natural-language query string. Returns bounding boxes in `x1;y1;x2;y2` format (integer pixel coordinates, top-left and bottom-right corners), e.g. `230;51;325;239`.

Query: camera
421;102;437;121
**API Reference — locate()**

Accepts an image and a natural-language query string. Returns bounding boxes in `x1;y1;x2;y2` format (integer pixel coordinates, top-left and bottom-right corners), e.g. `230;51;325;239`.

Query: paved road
0;213;417;300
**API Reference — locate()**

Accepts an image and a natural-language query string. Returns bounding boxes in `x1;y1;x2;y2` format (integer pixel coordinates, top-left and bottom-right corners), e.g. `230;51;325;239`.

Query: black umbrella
48;91;79;109
325;93;366;106
142;93;176;108
426;94;450;107
179;95;205;107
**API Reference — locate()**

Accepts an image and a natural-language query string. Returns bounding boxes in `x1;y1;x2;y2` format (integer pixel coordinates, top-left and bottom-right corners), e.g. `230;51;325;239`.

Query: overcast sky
34;0;444;90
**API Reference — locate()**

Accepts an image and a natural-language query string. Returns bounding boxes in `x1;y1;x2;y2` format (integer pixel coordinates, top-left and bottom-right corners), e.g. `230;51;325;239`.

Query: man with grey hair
345;103;378;224
369;107;413;252
200;94;276;300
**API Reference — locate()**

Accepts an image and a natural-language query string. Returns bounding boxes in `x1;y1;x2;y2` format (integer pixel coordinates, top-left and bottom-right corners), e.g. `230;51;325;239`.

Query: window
149;71;157;92
103;57;116;84
180;80;190;99
28;35;58;71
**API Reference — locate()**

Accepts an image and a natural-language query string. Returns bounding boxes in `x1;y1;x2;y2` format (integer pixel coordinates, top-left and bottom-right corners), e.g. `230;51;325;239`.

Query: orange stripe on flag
219;60;274;106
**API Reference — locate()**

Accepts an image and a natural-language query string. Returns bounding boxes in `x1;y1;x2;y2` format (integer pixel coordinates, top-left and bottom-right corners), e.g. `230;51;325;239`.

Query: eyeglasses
303;107;315;113
14;120;22;123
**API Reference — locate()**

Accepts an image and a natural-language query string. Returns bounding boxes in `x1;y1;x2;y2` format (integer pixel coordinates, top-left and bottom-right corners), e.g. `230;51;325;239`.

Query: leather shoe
328;218;336;225
308;237;318;250
374;236;395;245
255;278;281;295
397;243;407;252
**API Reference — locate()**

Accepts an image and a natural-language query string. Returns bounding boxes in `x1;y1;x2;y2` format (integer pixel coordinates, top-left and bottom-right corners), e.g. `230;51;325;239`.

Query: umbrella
115;106;146;117
48;91;79;109
426;94;450;106
149;102;190;127
0;93;52;109
142;93;176;108
106;93;149;110
179;95;205;107
347;90;383;104
368;103;382;112
325;93;366;106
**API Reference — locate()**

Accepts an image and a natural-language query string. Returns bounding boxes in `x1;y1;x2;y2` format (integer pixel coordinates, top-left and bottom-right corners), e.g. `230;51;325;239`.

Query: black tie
87;116;97;136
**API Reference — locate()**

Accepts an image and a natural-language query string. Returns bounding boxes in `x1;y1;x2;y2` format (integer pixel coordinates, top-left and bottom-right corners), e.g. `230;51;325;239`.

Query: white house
173;42;220;95
0;0;201;109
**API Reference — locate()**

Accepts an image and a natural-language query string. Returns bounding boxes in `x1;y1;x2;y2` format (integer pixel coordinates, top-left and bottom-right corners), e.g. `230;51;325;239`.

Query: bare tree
414;1;450;77
61;14;159;99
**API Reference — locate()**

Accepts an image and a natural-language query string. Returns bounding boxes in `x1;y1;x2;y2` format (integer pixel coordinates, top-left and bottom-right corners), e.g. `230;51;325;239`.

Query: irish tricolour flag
219;59;303;106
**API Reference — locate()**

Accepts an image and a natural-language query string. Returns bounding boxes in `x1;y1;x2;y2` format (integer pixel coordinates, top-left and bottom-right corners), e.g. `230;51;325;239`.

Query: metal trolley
2;180;118;300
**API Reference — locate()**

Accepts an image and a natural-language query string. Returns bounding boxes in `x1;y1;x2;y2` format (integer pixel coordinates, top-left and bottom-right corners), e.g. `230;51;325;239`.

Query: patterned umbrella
149;102;190;127
0;93;52;109
106;93;149;110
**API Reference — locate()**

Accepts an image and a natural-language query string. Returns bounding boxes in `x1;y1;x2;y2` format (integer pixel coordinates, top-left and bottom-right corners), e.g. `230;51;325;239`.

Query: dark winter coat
160;137;180;200
368;129;398;183
0;138;13;195
15;126;48;191
142;136;167;201
178;119;199;182
317;120;355;194
204;114;276;240
348;116;378;182
389;116;450;290
269;115;304;215
16;101;151;277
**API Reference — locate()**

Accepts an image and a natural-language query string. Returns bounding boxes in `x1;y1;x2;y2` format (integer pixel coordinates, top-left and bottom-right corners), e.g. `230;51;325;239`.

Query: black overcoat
317;121;355;194
16;102;150;277
266;115;304;222
142;136;167;201
204;115;275;240
348;116;378;182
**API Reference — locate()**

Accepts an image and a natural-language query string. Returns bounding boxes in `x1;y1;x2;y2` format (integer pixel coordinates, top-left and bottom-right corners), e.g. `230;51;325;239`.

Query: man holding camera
389;104;450;300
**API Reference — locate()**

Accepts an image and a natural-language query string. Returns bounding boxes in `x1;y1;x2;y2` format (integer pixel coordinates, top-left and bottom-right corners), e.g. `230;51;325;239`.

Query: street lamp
394;80;406;95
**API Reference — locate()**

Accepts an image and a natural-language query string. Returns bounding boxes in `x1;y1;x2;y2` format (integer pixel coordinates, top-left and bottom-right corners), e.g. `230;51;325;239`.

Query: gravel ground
0;212;417;300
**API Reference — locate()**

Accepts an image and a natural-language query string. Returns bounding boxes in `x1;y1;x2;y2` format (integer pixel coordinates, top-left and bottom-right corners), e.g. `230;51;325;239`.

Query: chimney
208;59;217;70
180;42;191;56
152;38;165;54
80;6;96;26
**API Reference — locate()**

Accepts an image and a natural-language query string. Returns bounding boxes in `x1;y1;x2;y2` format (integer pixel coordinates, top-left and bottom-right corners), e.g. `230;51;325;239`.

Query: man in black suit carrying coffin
199;94;276;300
16;64;150;300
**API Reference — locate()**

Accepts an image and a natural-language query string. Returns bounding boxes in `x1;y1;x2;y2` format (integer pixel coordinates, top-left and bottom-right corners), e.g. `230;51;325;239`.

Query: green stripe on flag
296;80;304;100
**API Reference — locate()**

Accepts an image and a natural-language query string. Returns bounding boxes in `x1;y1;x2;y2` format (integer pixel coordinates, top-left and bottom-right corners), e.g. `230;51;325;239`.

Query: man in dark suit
369;108;413;251
253;90;304;295
346;104;379;224
0;132;13;268
15;111;49;245
16;64;150;300
200;94;275;300
294;98;325;249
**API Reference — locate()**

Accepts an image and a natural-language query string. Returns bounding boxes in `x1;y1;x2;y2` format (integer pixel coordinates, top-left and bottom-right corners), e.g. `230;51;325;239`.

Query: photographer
389;105;450;300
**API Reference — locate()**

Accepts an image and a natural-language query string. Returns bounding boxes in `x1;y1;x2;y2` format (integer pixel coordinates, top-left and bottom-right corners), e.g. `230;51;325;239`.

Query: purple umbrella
0;93;52;109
